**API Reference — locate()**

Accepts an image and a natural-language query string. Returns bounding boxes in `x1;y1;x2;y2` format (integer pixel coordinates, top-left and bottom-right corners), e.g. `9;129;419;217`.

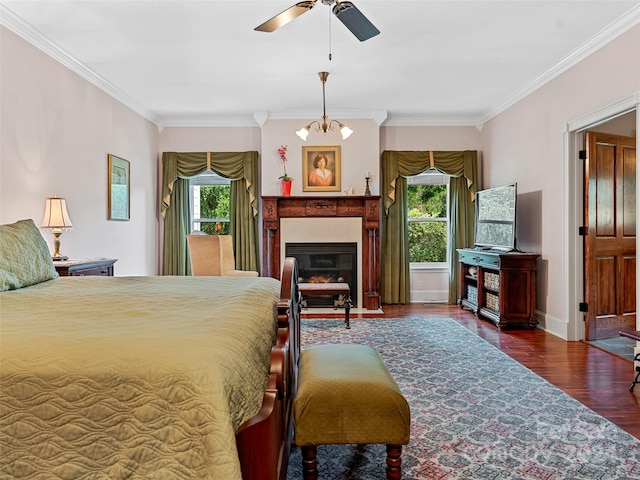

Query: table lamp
41;196;74;261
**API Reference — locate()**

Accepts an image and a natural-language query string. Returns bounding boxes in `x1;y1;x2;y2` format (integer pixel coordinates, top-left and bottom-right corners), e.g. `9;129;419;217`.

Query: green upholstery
0;219;57;291
293;344;410;446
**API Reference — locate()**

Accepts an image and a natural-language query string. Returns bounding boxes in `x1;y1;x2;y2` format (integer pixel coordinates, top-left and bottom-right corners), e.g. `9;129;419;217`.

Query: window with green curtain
190;172;231;235
408;171;449;265
161;151;259;276
381;150;478;304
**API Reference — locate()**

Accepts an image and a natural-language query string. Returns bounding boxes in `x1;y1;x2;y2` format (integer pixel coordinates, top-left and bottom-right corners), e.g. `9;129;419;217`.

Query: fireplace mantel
262;196;381;310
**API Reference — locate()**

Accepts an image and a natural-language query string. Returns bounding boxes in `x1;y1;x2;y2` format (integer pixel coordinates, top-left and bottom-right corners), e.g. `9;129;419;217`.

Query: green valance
161;151;259;217
382;150;478;214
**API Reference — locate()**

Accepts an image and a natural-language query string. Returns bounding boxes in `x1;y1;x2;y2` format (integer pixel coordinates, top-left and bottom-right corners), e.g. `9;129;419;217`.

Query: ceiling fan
255;0;380;42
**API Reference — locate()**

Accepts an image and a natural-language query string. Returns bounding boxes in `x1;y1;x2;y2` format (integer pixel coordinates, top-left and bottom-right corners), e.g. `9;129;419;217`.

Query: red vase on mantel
282;179;292;196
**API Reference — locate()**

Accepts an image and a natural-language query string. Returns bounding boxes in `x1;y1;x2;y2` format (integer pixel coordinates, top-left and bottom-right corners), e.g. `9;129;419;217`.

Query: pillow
0;219;58;291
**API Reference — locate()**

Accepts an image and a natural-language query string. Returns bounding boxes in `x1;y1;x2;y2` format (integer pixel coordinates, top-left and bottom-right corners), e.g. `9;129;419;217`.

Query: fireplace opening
286;242;357;308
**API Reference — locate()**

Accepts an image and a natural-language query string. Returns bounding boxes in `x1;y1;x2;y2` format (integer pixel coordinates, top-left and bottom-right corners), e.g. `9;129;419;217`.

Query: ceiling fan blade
255;1;317;32
332;1;379;41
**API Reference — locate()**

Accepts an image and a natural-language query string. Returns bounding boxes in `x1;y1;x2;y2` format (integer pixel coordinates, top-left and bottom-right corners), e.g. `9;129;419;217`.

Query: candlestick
364;175;371;196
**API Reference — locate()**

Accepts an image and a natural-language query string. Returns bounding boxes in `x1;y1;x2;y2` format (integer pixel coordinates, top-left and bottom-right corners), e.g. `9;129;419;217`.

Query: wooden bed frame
236;257;301;480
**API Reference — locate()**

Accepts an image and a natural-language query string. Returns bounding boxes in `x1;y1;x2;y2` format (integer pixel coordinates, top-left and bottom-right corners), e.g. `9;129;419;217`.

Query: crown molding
382;113;482;128
565;92;639;133
157;113;260;130
0;4;160;126
3;3;637;130
479;3;640;126
161;110;479;129
242;109;388;128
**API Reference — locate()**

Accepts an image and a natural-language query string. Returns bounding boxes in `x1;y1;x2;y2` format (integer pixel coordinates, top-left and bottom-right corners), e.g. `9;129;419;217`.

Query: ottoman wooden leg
386;444;403;480
344;294;351;329
301;445;318;480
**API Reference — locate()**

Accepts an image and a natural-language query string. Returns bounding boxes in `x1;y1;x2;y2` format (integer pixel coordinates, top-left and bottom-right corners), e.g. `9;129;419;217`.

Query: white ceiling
2;0;639;128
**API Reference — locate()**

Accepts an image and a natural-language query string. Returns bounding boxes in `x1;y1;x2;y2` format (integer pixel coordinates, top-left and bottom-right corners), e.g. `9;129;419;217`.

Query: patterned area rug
286;317;640;480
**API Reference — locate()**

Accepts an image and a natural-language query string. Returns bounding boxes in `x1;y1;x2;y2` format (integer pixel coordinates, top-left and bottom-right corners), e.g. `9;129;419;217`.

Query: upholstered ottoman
293;344;411;480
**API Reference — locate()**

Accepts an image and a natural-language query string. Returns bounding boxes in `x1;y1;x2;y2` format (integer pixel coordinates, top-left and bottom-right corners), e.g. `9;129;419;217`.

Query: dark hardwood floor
338;304;640;439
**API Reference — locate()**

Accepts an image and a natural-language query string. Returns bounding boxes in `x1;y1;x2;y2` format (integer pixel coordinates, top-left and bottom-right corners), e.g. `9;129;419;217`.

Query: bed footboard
236;257;301;480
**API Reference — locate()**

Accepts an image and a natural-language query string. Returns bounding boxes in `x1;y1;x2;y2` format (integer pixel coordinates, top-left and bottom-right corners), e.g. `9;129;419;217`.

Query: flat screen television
474;183;517;251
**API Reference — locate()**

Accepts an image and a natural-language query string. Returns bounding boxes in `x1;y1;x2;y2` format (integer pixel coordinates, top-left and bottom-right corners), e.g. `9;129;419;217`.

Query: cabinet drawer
458;250;501;268
457;250;478;264
70;266;112;276
475;253;500;268
55;258;117;277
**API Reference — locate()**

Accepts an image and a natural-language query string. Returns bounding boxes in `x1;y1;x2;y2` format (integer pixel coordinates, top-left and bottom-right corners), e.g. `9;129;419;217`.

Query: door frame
564;92;640;341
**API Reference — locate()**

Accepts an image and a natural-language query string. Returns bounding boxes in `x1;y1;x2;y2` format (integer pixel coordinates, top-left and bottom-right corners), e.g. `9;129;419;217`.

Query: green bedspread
0;275;281;479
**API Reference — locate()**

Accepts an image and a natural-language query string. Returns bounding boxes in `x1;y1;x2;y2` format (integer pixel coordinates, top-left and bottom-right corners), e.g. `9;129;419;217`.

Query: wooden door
584;132;636;340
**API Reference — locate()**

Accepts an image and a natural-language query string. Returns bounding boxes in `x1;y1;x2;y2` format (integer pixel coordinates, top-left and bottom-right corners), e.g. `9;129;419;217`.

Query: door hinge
579;226;588;236
579;150;587;160
579;302;588;313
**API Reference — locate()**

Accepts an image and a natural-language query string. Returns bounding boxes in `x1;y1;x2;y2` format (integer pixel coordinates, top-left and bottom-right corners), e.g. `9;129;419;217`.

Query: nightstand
54;258;117;276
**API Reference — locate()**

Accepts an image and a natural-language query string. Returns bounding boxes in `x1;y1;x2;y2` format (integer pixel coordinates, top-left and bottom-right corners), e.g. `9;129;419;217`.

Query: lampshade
295;126;310;141
296;72;353;141
339;124;353;140
41;196;73;261
42;197;74;231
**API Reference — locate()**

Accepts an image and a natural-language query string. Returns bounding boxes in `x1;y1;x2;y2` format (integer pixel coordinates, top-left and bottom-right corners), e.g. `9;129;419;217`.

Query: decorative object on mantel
364;171;372;196
277;145;293;196
295;72;353;141
302;145;341;192
41;196;74;261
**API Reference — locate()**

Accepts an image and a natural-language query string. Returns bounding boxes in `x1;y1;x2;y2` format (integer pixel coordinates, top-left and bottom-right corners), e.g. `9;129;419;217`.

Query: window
189;172;230;234
407;171;449;265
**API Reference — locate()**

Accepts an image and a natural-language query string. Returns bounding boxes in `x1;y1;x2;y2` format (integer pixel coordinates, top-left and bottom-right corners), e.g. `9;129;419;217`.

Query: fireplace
286;242;358;307
262;196;381;310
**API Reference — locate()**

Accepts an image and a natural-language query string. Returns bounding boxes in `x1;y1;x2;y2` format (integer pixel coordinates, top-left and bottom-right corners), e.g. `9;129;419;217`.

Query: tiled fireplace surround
261;196;381;310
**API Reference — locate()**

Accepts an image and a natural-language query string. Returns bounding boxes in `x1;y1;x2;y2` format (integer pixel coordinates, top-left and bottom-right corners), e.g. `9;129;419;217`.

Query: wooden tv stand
457;248;540;329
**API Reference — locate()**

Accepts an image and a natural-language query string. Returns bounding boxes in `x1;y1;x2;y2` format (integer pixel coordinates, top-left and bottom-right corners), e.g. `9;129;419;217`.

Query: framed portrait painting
108;154;130;221
302;146;341;192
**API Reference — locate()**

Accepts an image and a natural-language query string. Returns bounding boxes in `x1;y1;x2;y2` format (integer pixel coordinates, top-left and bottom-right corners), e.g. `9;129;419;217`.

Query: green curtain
161;151;259;276
162;177;191;275
381;150;478;304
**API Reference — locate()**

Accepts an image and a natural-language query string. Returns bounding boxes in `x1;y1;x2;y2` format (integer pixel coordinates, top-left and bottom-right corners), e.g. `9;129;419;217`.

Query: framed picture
302;146;341;192
108;154;130;221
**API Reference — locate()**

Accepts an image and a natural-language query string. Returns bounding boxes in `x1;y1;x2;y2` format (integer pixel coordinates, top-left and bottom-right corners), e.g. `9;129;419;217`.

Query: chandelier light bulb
295;72;353;141
296;126;310;141
339;124;353;140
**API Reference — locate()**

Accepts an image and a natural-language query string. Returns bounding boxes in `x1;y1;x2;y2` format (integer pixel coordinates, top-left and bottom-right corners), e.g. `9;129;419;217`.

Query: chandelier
296;72;353;141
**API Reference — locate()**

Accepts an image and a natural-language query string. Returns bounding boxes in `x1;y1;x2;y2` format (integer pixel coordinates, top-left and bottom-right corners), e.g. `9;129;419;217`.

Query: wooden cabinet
457;248;539;329
54;258;117;277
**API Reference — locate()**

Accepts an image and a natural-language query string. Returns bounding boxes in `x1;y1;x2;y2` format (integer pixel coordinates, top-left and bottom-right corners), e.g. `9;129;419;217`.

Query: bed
0;219;301;480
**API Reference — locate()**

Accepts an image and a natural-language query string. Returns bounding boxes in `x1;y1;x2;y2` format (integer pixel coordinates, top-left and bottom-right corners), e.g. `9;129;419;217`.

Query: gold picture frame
302;146;341;192
108;154;130;221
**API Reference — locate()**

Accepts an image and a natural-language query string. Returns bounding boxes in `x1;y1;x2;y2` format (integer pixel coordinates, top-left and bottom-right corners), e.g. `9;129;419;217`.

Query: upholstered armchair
186;234;259;277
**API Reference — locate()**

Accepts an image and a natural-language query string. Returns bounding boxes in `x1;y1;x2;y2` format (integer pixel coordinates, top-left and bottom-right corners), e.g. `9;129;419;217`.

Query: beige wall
159;127;261;153
481;25;639;339
2;22;638;340
380;126;483;153
0;27;160;275
259;118;381;197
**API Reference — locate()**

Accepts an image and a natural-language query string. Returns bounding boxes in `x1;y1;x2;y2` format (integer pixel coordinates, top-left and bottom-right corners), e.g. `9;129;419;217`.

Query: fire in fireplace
285;242;357;308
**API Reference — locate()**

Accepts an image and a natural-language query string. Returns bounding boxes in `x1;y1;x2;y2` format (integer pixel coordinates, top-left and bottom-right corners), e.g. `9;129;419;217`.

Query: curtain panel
161;151;259;276
381;150;478;304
